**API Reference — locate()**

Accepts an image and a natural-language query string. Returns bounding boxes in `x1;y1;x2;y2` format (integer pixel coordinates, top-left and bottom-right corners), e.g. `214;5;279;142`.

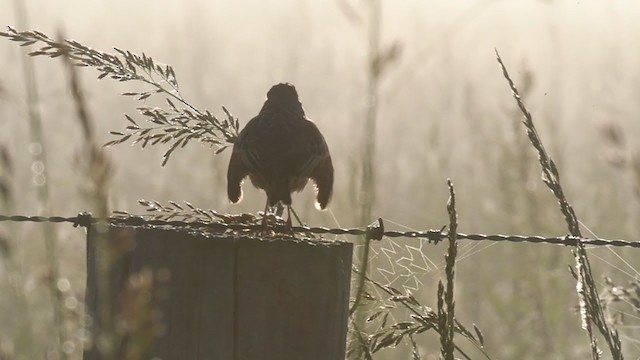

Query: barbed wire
0;213;638;248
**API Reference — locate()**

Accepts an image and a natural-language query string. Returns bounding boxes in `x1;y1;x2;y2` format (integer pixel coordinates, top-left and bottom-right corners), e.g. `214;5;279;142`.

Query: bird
227;83;334;227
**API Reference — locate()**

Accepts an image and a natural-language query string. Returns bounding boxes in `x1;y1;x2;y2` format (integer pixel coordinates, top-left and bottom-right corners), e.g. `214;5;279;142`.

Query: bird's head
267;83;298;101
262;83;304;115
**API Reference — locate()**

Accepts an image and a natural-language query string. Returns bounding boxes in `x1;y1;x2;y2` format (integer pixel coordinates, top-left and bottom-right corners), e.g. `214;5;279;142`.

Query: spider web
353;234;437;294
349;219;442;355
348;217;496;356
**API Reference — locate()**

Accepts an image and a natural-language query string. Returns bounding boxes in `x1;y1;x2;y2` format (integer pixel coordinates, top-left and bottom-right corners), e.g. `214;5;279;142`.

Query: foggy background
1;0;640;359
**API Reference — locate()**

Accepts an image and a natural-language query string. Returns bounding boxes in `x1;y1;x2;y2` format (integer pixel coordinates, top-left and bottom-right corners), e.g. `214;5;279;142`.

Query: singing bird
227;83;334;226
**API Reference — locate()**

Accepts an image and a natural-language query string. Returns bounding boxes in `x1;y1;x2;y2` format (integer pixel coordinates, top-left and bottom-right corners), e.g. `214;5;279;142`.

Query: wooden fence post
84;224;353;360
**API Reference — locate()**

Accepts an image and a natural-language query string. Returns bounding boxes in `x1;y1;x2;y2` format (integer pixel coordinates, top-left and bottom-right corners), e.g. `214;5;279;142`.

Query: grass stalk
496;49;623;360
439;179;458;359
0;27;239;167
59;30;112;217
0;144;36;358
12;1;67;357
59;30;115;358
350;0;382;357
353;265;488;359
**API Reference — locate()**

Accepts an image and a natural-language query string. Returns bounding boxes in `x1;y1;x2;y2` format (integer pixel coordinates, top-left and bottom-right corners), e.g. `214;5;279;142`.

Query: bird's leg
286;206;292;228
289;206;305;226
275;202;285;220
288;207;315;238
261;199;270;229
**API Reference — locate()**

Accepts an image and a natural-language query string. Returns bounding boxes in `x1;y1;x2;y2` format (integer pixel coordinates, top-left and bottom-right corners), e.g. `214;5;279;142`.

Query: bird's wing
227;114;265;202
299;120;334;209
231;114;267;173
294;120;329;175
227;148;247;203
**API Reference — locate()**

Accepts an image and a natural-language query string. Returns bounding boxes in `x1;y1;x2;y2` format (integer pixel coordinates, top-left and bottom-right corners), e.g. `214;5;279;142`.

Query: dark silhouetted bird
227;83;333;226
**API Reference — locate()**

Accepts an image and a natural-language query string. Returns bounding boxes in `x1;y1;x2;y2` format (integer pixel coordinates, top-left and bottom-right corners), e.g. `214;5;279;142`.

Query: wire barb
72;212;93;227
365;218;384;241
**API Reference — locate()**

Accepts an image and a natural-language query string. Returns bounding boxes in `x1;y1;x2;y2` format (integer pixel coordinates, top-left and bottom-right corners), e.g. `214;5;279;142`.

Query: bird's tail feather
269;180;292;207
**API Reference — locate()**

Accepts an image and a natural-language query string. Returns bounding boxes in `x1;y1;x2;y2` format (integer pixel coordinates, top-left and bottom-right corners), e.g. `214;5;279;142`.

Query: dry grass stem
496;49;623;360
438;179;458;360
6;10;68;357
0;26;240;166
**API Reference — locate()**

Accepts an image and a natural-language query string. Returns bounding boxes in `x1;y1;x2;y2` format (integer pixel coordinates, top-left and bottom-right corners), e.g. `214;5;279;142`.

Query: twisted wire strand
0;213;638;248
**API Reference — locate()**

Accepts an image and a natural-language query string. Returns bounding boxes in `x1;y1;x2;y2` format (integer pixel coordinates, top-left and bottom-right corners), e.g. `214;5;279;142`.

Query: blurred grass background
1;0;640;359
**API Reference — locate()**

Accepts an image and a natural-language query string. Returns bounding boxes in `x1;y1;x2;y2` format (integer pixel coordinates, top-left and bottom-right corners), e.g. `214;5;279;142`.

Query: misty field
1;0;639;359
